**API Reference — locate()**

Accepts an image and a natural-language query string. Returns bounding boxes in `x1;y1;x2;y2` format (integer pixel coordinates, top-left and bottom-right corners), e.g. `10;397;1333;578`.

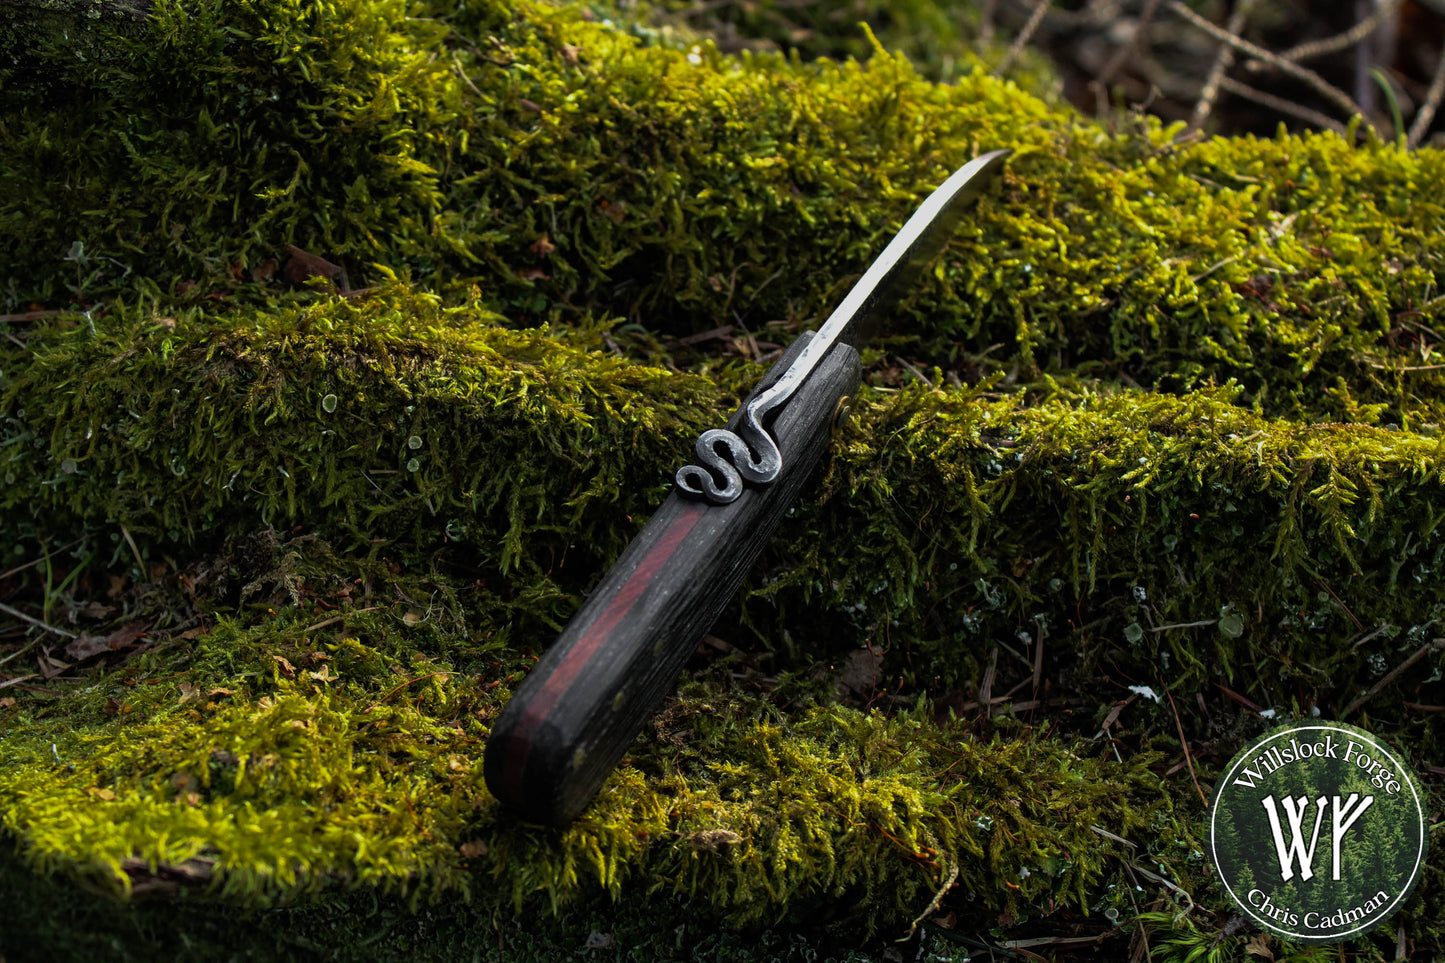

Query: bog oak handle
484;340;861;825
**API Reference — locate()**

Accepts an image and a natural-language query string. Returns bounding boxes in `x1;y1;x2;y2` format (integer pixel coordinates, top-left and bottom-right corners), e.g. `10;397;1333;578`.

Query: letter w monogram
1261;794;1374;881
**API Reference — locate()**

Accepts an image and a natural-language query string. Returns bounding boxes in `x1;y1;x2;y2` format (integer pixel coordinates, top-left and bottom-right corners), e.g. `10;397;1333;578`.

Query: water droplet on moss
408;435;423;450
321;393;338;413
406;458;420;472
1123;622;1144;644
1218;614;1245;638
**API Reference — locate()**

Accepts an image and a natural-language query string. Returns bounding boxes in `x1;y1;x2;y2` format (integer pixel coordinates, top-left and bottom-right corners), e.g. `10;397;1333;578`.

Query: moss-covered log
2;0;1443;960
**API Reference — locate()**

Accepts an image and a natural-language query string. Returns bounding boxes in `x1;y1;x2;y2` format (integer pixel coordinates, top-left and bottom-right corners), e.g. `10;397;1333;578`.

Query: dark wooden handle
484;340;861;825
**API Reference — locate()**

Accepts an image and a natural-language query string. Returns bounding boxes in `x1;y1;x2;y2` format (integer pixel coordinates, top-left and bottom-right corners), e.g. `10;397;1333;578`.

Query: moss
4;0;1445;423
5;296;1445;702
2;0;1444;958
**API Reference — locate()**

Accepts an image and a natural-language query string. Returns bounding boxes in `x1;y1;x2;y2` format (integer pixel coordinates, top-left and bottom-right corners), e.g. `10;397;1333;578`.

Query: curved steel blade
674;148;1011;504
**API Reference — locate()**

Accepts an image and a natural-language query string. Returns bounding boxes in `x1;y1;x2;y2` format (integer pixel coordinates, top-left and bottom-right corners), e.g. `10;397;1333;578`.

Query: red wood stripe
502;500;707;800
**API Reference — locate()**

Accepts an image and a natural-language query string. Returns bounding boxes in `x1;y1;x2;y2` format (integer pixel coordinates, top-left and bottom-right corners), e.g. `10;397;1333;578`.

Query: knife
484;149;1012;826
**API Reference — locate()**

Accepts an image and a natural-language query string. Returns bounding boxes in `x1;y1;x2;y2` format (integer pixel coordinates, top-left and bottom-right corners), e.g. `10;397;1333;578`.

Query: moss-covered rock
2;0;1443;960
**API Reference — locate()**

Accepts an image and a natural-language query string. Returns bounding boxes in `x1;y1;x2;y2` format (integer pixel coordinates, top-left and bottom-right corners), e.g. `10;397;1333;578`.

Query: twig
119;524;146;577
1096;0;1163;87
1166;0;1374;134
1189;0;1261;131
0;601;78;639
1161;677;1207;808
993;0;1049;77
1256;0;1400;67
1217;76;1349;134
1215;682;1265;712
896;859;959;942
979;0;998;48
0;539;84;581
895;357;934;387
1150;619;1217;632
303;606;382;634
364;671;441;712
1408;40;1445;148
0;639;41;668
0;674;39;690
1343;638;1445;717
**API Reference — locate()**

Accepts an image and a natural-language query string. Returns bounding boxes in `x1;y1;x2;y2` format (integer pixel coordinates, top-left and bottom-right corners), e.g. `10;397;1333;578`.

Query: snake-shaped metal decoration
674;395;786;504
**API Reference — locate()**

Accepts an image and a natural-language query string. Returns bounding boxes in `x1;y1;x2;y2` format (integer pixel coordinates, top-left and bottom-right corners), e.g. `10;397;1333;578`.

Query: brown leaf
516;267;549;281
834;647;883;697
178;680;201;704
87;787;116;801
283;244;349;292
560;43;580;64
0;697;15;709
251;259;277;282
272;655;296;679
65;621;150;661
459;840;488;859
1244;935;1274;960
529;234;555;257
38;653;72;679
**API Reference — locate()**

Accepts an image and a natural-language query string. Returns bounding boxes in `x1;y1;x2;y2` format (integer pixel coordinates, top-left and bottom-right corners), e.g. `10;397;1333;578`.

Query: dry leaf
530;234;555;256
1244;935;1274;960
560;43;580;64
272;655;295;679
834;647;883;697
283;244;349;292
515;267;548;281
0;697;15;709
65;621;150;661
87;787;116;801
459;840;488;859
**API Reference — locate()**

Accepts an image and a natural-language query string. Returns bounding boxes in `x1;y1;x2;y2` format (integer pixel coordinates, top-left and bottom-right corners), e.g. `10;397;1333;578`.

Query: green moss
2;0;1444;958
4;0;1445;423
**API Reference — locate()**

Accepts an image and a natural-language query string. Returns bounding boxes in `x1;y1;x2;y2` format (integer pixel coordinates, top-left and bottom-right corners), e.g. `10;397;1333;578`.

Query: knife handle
484;338;861;825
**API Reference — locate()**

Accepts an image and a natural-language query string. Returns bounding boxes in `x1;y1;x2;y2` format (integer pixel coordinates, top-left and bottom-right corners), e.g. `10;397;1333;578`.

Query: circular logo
1209;722;1428;943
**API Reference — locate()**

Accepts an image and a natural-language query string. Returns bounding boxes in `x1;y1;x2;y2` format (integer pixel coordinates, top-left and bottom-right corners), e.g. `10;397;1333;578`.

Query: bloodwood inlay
502;500;708;799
